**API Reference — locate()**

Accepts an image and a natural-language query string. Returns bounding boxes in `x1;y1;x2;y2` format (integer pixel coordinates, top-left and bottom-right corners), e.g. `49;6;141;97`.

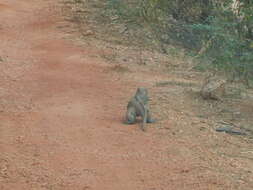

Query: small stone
201;76;226;100
82;30;94;36
216;123;247;135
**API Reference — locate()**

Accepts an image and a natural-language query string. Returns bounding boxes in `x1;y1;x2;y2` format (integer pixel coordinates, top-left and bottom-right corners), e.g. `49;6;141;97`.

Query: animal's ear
136;87;148;95
142;88;148;95
136;88;141;93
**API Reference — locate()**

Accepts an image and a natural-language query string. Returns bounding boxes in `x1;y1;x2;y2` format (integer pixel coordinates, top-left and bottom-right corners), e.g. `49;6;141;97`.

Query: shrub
106;0;253;84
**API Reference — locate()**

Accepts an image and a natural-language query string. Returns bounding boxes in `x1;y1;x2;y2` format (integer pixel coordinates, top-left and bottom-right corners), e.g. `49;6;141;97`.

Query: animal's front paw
147;118;156;123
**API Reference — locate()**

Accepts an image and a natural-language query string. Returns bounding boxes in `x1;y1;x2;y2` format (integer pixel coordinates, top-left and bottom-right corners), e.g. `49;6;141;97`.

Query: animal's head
136;87;149;102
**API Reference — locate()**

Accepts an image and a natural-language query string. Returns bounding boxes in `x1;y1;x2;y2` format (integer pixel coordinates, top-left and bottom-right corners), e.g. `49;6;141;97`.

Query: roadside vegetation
62;0;253;135
106;0;253;85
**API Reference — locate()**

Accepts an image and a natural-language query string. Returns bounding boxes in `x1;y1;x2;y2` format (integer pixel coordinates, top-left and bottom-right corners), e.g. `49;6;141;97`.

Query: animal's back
127;97;143;116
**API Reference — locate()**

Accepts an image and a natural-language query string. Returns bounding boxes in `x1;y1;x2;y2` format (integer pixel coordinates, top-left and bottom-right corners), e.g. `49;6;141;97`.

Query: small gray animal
125;87;155;131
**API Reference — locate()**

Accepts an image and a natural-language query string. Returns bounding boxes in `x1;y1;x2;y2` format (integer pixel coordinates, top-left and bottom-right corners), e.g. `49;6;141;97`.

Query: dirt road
0;0;252;190
0;1;168;189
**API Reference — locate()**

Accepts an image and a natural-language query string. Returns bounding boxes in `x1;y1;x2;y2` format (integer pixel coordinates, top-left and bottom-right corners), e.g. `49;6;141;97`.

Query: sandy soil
0;0;253;190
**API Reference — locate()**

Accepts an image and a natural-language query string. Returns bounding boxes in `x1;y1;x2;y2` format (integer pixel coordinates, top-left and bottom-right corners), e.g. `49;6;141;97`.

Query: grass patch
155;80;197;87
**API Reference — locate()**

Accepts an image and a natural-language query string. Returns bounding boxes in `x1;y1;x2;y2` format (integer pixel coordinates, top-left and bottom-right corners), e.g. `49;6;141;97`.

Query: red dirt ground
0;0;253;190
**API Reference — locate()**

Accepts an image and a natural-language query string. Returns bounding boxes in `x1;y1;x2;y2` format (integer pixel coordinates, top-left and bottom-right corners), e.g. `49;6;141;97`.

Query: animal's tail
142;107;147;132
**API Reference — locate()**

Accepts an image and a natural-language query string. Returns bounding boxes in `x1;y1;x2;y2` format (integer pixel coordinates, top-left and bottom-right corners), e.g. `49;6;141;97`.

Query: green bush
106;0;253;84
190;2;253;83
106;0;142;21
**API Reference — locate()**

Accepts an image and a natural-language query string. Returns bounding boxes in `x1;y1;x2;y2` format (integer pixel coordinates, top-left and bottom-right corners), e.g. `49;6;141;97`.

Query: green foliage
106;0;253;84
190;2;253;83
106;0;142;22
